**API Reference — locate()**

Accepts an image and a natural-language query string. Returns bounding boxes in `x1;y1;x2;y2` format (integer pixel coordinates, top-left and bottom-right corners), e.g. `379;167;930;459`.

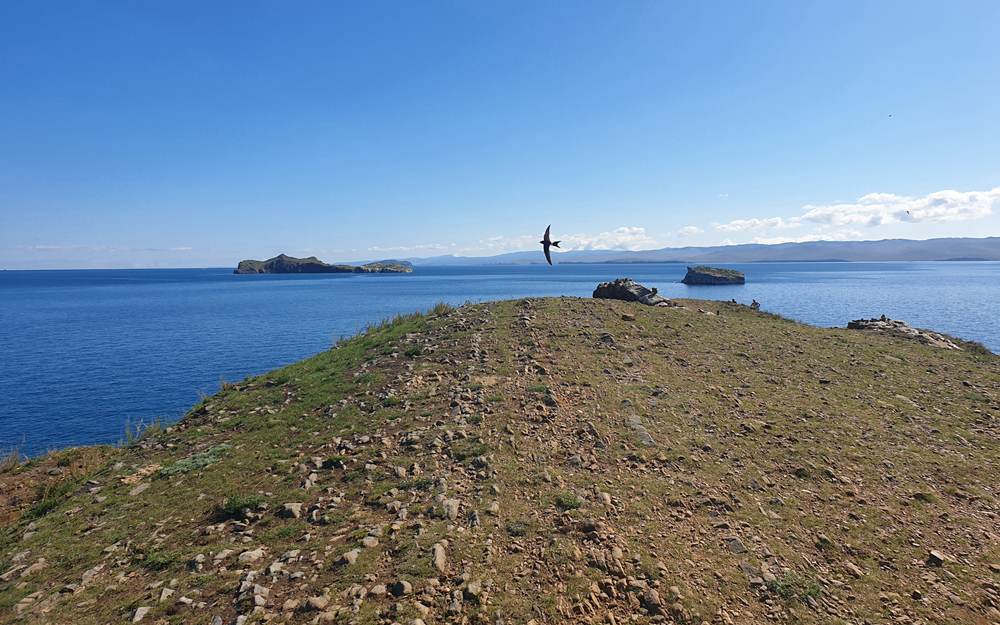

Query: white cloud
718;193;729;197
701;185;999;246
749;230;864;245
9;245;211;253
559;226;657;251
479;234;538;251
10;245;136;253
678;226;703;235
366;243;451;253
453;226;657;255
801;186;1000;227
714;217;801;232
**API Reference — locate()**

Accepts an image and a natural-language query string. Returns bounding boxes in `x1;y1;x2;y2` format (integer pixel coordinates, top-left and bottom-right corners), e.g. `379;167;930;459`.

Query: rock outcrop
234;254;412;274
592;278;670;306
680;265;745;285
847;315;962;349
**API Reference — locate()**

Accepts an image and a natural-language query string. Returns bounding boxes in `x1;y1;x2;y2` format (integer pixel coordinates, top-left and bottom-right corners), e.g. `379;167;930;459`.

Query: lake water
2;262;998;457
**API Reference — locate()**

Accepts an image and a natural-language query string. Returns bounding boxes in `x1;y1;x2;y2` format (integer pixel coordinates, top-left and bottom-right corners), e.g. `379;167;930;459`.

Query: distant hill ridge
405;236;1000;265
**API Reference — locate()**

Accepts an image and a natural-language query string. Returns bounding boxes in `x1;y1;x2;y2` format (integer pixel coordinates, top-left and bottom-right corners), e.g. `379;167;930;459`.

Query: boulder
680;266;745;285
592;279;670;306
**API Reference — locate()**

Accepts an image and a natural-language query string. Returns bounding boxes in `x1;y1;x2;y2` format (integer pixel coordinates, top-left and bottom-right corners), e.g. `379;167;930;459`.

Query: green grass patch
355;372;378;385
31;498;60;518
138;548;182;571
506;519;534;537
452;440;489;461
216;491;265;519
767;572;821;601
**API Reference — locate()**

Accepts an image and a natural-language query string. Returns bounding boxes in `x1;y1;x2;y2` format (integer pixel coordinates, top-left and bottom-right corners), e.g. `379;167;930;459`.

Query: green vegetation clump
0;447;23;472
431;301;454;316
766;572;821;601
217;491;264;519
161;444;233;476
355;372;378;385
506;519;533;537
555;491;581;510
138;548;181;571
452;440;488;461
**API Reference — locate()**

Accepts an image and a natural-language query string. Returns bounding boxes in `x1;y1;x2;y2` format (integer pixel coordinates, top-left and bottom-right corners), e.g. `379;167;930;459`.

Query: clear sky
2;1;999;269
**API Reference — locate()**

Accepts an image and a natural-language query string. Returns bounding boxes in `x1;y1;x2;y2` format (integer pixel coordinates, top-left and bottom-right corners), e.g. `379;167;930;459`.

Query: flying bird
540;225;560;265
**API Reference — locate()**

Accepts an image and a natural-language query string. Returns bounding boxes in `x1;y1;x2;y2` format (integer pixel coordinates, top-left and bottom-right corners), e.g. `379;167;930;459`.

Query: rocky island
2;296;998;625
680;265;745;285
234;254;413;274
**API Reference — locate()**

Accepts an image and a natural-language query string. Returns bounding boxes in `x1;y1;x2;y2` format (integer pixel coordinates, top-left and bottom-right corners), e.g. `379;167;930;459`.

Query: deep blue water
2;262;998;457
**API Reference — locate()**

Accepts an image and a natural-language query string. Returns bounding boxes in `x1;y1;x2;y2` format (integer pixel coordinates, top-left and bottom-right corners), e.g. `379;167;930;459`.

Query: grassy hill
2;296;999;625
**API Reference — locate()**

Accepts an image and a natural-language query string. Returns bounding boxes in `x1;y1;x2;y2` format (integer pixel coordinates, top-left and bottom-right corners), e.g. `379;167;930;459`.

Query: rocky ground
2;296;999;625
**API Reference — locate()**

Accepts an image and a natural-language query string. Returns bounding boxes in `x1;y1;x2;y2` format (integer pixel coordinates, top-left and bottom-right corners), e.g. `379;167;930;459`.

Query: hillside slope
2;297;999;625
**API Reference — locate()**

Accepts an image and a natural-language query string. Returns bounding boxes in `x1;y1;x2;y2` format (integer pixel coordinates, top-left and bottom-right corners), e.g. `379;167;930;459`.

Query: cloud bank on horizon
709;185;1000;246
390;184;1000;257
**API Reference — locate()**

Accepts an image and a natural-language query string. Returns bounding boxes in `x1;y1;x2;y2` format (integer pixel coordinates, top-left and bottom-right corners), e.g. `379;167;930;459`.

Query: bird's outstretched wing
544;245;552;265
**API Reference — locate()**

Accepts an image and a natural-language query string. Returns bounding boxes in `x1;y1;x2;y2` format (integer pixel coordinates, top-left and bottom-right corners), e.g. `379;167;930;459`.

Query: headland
2;295;998;624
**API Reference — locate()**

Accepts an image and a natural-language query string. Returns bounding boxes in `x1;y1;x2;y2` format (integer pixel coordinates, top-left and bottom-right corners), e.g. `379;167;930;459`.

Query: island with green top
680;264;745;285
234;254;413;274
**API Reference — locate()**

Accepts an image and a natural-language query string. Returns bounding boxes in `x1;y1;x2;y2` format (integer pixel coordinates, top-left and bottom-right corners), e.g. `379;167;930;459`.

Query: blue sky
2;1;999;269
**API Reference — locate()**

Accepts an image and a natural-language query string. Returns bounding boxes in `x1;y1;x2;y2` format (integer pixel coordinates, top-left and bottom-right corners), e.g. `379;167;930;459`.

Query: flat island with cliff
681;266;745;285
2;294;999;625
235;254;413;274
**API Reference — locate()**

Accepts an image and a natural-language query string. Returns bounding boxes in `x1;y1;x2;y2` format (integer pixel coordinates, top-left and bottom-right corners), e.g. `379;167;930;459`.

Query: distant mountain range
400;236;1000;265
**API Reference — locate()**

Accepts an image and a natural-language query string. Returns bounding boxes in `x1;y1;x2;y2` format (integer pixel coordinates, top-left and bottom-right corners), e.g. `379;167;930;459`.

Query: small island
680;265;745;285
234;254;413;275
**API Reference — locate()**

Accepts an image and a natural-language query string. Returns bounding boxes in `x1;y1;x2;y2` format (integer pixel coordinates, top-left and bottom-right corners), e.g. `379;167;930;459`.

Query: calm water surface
2;262;997;456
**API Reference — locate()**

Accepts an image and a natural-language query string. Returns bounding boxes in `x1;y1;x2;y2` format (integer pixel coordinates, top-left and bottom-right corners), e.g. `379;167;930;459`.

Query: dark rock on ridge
592;278;671;306
680;265;745;285
234;254;412;275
